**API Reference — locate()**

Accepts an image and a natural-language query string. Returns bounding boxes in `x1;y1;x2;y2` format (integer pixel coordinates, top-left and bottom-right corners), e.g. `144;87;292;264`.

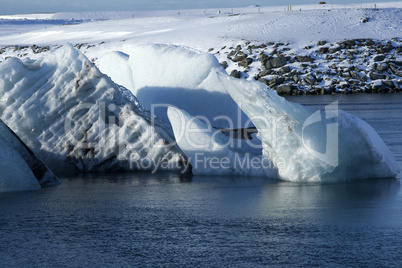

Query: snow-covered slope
0;44;187;173
0;3;401;49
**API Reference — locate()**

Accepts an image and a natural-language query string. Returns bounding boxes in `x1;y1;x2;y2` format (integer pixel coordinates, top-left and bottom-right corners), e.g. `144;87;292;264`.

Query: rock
393;61;402;67
235;45;242;51
220;61;228;69
344;40;356;47
376;63;389;72
256;70;271;79
328;47;340;54
304;76;316;85
269;49;278;56
230;70;241;79
317;47;329;54
362;18;369;23
259;53;270;65
265;56;287;69
267;77;284;88
279;66;291;73
389;64;398;74
297;55;315;62
258;78;269;86
227;50;236;58
208;48;214;52
366;39;375;46
276;85;294;95
373;55;386;62
292;75;299;83
369;72;386;80
232;51;248;62
317;40;327;46
239;57;253;67
382;80;395;89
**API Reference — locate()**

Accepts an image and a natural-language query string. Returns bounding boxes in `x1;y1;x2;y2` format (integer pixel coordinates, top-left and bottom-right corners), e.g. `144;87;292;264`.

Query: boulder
276;85;294;95
239;57;253;67
230;69;241;79
382;80;395;89
265;56;287;69
376;63;389;72
370;72;386;80
232;51;248;62
256;70;271;79
304;76;316;85
317;47;329;54
297;55;315;62
373;55;386;62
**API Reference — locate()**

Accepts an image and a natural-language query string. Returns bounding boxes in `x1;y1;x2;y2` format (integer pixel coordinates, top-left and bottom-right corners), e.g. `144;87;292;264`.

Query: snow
219;73;400;182
0;44;186;173
99;44;249;127
0;3;401;50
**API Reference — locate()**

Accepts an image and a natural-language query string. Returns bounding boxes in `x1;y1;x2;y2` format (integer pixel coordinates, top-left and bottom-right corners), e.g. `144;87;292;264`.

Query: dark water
1;94;402;267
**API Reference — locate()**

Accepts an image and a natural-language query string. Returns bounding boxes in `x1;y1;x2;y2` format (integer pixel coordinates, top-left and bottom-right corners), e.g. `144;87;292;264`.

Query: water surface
1;94;402;267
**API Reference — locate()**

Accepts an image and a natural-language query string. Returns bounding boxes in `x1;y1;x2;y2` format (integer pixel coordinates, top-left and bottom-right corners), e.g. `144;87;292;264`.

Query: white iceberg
167;106;277;177
0;44;187;173
99;44;249;128
100;44;399;182
219;74;400;182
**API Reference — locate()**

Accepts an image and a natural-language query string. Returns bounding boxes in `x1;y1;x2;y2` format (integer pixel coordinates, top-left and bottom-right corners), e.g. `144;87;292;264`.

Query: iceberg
167;106;277;177
99;44;249;128
0;44;187;173
0;119;59;192
100;44;399;182
218;74;400;182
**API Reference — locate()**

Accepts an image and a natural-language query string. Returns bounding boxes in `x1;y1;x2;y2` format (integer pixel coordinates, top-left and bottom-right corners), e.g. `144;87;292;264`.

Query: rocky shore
1;37;401;96
212;38;402;95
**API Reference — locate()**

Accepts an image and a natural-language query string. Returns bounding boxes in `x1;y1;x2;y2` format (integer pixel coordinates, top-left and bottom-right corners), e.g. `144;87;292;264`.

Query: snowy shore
1;3;401;95
1;37;401;95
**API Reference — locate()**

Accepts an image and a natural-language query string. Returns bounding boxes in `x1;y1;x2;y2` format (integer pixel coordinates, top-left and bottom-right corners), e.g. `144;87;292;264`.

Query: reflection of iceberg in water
219;73;400;182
